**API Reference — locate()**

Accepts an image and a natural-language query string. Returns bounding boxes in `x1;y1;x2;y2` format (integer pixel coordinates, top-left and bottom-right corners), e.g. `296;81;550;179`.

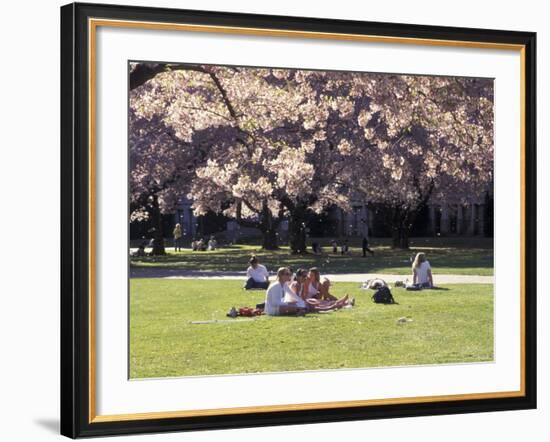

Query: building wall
433;203;486;236
165;197;491;242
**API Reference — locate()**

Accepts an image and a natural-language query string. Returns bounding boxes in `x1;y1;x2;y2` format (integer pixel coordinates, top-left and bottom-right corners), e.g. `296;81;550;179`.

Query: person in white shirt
244;255;270;290
264;267;306;316
412;252;434;288
285;269;308;309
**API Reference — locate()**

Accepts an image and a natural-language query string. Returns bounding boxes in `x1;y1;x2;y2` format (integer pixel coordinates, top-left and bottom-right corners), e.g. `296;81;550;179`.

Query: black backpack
372;286;397;304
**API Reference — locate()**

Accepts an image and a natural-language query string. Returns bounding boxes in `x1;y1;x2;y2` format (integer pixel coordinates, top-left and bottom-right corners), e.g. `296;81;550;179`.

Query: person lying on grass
264;267;307;316
288;268;353;313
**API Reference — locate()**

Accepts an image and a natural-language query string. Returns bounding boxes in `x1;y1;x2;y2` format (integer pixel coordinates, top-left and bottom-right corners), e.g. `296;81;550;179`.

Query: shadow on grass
130;237;494;275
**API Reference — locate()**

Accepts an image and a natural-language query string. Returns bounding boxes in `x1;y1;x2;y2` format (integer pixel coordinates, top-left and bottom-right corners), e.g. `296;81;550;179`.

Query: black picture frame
60;2;537;438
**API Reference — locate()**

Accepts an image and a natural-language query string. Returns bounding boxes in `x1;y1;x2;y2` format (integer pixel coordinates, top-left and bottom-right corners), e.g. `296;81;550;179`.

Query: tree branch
206;71;239;120
130;63;209;90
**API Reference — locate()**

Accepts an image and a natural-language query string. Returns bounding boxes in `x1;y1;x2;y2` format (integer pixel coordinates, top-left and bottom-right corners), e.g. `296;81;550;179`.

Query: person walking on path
340;239;349;255
362;236;374;257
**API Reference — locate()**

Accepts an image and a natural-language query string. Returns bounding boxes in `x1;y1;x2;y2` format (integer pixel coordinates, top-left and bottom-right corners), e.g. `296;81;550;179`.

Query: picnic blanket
226;306;264;318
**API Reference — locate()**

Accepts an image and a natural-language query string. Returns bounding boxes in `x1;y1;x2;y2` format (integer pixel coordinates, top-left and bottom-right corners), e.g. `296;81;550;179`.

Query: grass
130;279;494;378
130;237;494;276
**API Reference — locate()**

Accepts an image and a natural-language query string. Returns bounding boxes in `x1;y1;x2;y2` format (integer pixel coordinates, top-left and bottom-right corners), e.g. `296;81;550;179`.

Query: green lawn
130;237;494;276
130;279;494;378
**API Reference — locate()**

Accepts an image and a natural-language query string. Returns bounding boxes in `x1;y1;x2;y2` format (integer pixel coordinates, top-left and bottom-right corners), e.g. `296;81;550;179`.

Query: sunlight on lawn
130;280;494;378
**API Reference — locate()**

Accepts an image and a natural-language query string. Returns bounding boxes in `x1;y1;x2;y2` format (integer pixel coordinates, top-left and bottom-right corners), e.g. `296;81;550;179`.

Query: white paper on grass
95;24;521;416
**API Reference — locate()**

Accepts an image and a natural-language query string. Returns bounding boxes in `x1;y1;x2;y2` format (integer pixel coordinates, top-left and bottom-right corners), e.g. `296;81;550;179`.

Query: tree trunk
261;227;278;250
390;206;412;250
149;195;166;255
391;226;410;249
260;202;279;250
388;181;434;250
288;205;308;254
235;219;279;250
235;200;279;250
390;204;426;249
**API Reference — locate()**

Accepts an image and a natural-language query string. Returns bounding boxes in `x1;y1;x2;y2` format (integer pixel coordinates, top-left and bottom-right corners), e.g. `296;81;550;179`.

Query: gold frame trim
88;18;527;424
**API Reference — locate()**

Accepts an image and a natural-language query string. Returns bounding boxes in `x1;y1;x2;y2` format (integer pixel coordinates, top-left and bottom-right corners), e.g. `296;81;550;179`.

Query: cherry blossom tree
131;64;371;251
129;110;191;255
129;64;225;254
185;67;375;252
351;74;494;248
129;62;493;252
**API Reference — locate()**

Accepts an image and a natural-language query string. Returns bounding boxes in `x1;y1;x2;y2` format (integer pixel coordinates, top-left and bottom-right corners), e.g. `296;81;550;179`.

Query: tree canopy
129;62;493;251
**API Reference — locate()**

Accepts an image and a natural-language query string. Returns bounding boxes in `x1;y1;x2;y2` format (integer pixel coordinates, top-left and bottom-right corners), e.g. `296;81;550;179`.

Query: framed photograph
60;2;536;438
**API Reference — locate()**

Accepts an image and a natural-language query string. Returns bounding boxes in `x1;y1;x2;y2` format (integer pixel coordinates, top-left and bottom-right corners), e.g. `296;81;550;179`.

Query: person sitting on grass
284;269;309;309
244;255;270;290
411;252;434;288
207;235;217;251
290;268;353;312
306;267;338;301
193;238;206;251
131;240;147;257
264;267;307;316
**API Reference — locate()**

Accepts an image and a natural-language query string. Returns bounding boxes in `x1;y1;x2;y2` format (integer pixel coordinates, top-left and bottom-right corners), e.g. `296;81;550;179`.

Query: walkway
130;268;493;284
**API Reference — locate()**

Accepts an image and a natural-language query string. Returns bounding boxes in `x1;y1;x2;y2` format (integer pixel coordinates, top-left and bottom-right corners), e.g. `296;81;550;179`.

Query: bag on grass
238;307;263;317
372;286;397;304
239;307;254;317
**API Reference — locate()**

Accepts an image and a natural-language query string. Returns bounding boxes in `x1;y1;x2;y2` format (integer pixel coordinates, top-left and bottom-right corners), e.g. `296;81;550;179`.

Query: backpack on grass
372;286;397;304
